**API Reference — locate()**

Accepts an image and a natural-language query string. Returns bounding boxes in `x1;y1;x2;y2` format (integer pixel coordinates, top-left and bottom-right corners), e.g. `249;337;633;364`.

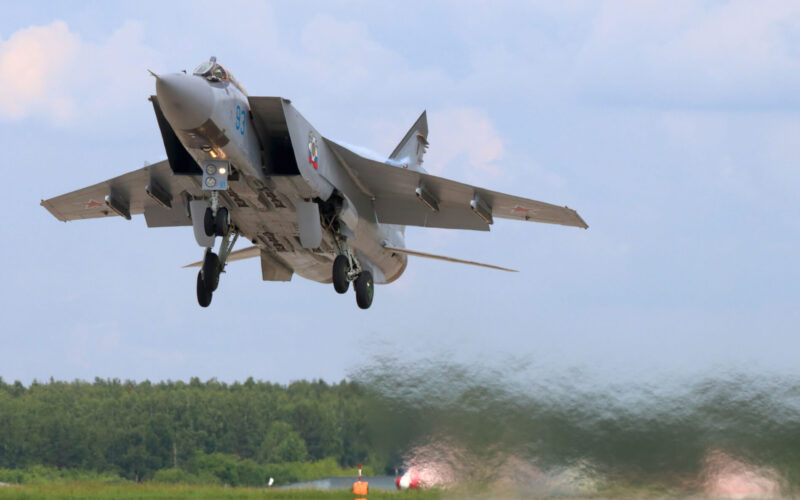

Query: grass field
0;483;442;500
1;481;782;499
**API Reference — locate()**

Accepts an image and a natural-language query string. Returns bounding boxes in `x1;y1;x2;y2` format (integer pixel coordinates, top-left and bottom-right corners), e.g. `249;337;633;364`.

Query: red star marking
511;205;530;213
86;200;103;208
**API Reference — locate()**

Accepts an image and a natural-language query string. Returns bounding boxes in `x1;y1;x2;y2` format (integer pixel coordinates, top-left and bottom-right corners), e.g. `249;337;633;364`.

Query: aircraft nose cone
155;73;214;130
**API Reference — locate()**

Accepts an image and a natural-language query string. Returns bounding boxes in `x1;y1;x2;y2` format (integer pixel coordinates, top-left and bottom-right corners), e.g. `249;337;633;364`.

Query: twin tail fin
388;110;428;173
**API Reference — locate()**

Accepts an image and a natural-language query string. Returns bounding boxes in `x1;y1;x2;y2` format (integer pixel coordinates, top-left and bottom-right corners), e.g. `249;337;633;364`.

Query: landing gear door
189;200;215;248
281;100;335;201
296;200;322;249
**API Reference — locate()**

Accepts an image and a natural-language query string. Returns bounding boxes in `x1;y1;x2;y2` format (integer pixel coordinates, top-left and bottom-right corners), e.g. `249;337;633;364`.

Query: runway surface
280;475;397;491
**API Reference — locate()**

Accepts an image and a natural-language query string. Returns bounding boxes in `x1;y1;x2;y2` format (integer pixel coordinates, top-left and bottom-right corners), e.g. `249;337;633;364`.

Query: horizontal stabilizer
385;246;517;273
183;245;260;268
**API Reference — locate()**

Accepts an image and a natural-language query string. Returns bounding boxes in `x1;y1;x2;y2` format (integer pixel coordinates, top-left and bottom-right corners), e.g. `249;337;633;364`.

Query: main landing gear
331;240;374;309
354;271;374;310
196;249;220;307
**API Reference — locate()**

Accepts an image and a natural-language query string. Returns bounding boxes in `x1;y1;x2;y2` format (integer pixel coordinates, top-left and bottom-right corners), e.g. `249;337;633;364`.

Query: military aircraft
41;57;588;310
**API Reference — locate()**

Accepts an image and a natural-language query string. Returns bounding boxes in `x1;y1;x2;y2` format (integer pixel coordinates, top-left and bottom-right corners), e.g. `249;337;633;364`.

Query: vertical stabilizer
389;111;428;172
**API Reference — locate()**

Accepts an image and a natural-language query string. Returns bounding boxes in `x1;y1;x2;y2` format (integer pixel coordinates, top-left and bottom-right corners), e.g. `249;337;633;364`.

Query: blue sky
1;1;798;386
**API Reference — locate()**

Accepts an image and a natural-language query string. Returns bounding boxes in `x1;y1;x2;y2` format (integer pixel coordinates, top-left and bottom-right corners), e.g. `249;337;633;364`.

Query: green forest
3;370;800;492
0;377;377;486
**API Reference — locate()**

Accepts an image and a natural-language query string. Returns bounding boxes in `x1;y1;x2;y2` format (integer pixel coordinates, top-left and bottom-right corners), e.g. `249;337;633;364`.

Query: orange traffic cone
353;464;369;496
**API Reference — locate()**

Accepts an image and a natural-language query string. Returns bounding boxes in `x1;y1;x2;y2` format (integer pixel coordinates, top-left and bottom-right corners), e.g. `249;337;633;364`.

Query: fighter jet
41;57;588;309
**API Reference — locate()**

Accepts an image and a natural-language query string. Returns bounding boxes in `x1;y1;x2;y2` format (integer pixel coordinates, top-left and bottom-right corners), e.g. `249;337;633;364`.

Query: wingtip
569;207;589;229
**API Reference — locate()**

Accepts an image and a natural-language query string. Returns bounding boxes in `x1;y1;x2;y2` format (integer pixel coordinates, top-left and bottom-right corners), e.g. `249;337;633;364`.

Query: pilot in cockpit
193;57;246;95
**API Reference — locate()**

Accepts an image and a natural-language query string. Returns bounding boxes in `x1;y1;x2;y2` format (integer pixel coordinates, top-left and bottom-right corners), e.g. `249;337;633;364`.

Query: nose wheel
204;206;229;237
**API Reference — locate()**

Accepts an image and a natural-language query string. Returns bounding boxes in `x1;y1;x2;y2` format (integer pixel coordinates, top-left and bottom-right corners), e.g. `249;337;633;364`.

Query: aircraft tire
215;207;229;236
202;252;221;292
332;255;350;294
196;271;212;307
355;271;374;309
203;208;216;237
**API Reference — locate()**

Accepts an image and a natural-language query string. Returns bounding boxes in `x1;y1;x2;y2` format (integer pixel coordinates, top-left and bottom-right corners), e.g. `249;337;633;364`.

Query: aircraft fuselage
154;64;407;286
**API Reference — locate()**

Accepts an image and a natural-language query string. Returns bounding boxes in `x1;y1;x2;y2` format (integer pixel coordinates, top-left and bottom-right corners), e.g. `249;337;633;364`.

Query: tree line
0;377;375;483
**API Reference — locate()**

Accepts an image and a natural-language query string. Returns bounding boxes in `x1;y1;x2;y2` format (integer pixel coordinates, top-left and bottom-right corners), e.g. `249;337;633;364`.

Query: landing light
205;177;217;188
206;164;217;175
218;166;227;175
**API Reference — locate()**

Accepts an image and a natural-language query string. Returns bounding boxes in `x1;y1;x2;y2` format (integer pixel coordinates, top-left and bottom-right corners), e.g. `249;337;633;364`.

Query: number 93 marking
235;105;246;136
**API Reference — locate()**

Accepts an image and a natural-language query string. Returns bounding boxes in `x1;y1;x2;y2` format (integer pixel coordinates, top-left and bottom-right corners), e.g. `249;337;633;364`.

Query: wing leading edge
324;138;588;231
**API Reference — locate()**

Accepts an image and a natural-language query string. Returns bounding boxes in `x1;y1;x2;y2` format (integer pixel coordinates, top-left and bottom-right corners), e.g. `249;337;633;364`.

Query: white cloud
427;108;505;184
0;21;79;121
255;12;452;110
0;20;160;123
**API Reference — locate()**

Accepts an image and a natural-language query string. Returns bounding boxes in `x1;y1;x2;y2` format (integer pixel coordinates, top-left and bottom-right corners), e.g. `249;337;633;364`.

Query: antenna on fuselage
210;56;217;63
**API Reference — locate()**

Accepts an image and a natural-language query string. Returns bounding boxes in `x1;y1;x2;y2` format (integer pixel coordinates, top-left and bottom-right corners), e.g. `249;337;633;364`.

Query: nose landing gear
204;206;229;237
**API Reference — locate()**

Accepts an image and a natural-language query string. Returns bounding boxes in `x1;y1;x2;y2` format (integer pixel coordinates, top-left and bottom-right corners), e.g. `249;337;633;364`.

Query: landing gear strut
195;225;239;308
331;228;374;309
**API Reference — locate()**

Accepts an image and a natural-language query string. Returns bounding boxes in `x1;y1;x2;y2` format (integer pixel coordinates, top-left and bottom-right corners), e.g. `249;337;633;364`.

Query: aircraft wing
324;139;588;231
41;160;200;227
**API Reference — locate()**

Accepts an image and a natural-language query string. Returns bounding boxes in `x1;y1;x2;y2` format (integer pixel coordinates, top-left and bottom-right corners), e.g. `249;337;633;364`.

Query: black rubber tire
355;271;374;310
202;252;221;292
196;271;212;307
203;207;215;237
215;207;229;237
332;255;350;294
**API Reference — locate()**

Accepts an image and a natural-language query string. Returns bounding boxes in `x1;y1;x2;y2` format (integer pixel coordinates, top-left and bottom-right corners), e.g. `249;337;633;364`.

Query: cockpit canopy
192;57;246;95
